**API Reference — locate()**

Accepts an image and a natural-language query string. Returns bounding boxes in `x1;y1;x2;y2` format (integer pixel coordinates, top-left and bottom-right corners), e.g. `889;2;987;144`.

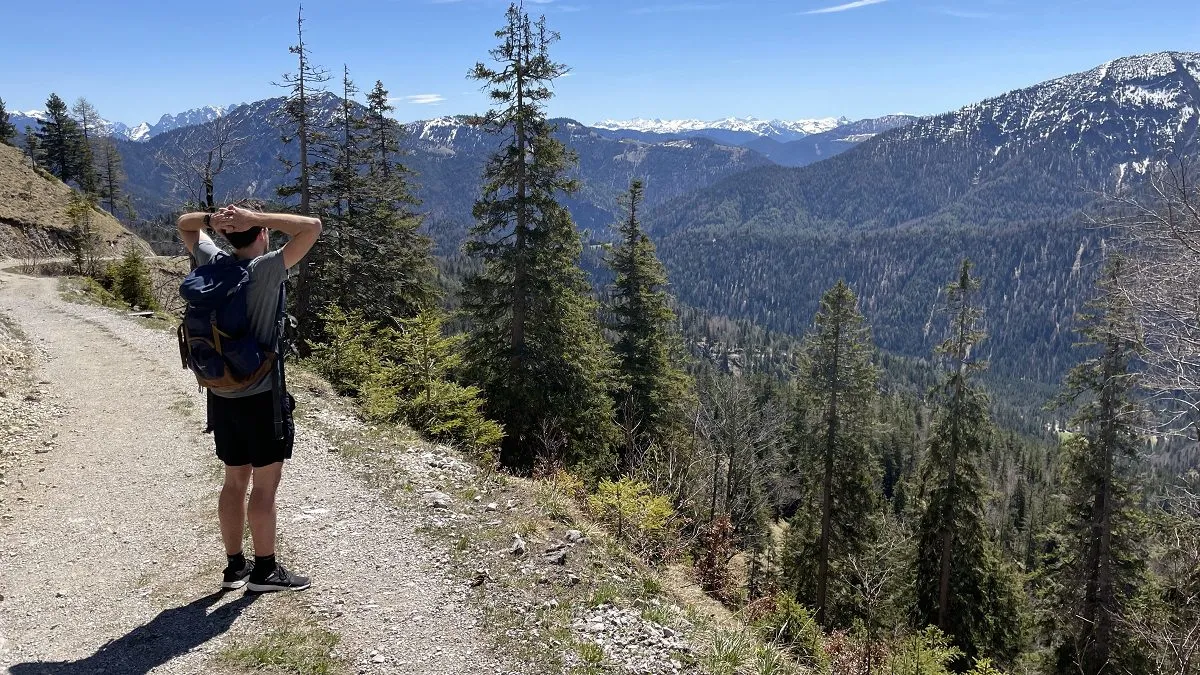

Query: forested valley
3;7;1200;674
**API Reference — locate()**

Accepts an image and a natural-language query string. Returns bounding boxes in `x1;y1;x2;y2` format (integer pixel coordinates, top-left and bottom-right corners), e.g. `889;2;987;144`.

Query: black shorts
207;390;295;468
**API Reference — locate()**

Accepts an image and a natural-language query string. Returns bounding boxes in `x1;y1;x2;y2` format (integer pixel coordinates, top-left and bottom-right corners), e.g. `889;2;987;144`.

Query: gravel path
0;270;509;675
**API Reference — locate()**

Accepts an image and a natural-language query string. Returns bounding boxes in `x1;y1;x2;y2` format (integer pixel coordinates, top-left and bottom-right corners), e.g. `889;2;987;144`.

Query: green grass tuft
220;620;346;675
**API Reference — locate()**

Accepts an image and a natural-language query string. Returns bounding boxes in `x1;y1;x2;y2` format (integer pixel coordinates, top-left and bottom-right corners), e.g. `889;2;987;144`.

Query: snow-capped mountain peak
595;114;849;139
899;50;1200;159
125;122;153;142
592;116;848;141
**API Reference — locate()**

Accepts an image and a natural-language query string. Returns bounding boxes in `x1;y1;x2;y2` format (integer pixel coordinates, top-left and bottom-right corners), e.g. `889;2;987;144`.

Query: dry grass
0;143;147;259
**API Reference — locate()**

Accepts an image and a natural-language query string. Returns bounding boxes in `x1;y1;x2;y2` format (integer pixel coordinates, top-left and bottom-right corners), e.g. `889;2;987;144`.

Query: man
177;204;321;593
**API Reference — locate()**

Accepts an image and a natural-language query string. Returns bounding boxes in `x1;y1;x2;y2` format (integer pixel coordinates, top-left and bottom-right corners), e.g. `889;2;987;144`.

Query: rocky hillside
0;143;144;259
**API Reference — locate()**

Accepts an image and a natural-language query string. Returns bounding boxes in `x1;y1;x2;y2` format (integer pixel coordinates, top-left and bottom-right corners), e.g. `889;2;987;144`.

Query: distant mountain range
648;50;1200;388
11;104;238;142
592;116;848;144
113;95;776;252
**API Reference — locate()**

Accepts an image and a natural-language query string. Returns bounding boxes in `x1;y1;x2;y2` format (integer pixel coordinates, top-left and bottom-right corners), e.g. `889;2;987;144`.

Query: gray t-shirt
194;238;288;398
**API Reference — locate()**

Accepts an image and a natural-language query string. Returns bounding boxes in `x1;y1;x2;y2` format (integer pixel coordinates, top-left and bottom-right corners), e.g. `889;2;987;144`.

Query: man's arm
213;206;322;270
176;212;213;255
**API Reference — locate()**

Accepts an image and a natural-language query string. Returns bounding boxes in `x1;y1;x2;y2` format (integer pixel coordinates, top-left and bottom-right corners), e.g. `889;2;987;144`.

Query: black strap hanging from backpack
271;282;289;441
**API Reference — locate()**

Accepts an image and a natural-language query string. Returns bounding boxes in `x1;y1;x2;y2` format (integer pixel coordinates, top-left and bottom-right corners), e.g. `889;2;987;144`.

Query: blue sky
2;0;1197;125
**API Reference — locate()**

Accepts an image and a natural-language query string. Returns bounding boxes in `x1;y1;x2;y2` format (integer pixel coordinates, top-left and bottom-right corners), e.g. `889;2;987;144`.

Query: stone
510;533;527;555
565;529;584;543
544;550;567;566
471;568;491;587
423;491;452;509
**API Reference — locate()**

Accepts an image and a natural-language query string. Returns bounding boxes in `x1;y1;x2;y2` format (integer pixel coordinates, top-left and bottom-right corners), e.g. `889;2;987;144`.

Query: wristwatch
203;213;211;229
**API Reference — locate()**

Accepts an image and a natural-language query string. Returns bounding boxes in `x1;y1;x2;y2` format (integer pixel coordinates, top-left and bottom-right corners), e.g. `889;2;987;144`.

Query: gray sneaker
247;565;311;593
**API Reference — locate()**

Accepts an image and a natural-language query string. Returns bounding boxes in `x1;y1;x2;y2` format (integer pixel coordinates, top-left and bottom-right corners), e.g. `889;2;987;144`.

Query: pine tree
70;97;102;194
914;260;1024;665
275;2;331;342
23;125;41;167
785;280;880;627
607;178;691;470
0;97;15;145
317;70;436;328
462;3;618;473
65;191;101;277
96;137;126;218
1052;256;1146;675
36;93;81;182
356;78;436;320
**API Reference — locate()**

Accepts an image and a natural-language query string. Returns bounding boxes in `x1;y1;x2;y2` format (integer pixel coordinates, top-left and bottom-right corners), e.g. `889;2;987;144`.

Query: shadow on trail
8;590;258;675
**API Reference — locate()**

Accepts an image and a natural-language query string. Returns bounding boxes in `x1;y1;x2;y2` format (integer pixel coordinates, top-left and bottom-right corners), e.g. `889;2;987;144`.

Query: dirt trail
0;270;509;675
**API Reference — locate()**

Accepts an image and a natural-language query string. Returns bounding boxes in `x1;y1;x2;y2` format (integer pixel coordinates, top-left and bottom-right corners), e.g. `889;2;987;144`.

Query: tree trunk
510;41;528;373
816;317;841;627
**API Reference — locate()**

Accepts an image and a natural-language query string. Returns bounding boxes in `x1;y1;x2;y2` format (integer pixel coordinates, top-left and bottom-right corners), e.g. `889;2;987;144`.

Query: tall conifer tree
276;2;330;341
607;178;690;470
0;98;15;145
462;3;617;473
358;79;436;319
319;69;436;325
96;137;126;218
36;93;81;182
785;280;879;627
70;97;102;194
1052;257;1146;675
915;260;1023;664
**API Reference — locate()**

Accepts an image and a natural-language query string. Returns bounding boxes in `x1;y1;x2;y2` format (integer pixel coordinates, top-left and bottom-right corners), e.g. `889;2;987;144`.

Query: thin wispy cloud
393;94;446;105
802;0;886;14
629;3;726;15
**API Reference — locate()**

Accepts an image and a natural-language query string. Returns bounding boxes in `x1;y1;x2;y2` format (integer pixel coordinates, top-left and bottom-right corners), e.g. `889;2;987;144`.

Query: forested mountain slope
650;51;1200;387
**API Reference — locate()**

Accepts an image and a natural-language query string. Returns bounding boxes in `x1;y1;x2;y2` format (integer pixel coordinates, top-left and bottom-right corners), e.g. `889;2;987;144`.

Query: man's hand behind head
212;205;261;234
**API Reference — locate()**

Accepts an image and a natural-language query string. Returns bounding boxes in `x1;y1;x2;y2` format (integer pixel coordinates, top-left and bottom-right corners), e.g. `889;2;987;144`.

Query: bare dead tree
1122;477;1200;675
695;375;787;534
1107;157;1200;435
638;403;704;508
846;520;913;675
157;114;248;211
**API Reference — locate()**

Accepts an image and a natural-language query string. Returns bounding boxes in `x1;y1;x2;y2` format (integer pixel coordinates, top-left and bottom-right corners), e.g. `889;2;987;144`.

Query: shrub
694;515;738;601
313;305;503;453
886;627;962;675
824;628;885;675
112;245;157;310
754;594;829;674
534;469;588;522
587;477;677;562
966;658;1005;675
309;306;380;396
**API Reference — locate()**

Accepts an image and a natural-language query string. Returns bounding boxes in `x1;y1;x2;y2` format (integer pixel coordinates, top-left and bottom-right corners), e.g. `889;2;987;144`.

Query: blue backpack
176;254;278;394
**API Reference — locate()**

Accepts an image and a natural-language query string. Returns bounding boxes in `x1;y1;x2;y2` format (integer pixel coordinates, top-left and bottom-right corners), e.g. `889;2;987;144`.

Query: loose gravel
0;270;508;675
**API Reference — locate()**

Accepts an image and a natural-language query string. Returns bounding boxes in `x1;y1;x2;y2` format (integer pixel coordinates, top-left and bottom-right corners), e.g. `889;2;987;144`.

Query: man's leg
218;464;254;589
247;461;282;557
246;461;310;592
219;465;252;555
